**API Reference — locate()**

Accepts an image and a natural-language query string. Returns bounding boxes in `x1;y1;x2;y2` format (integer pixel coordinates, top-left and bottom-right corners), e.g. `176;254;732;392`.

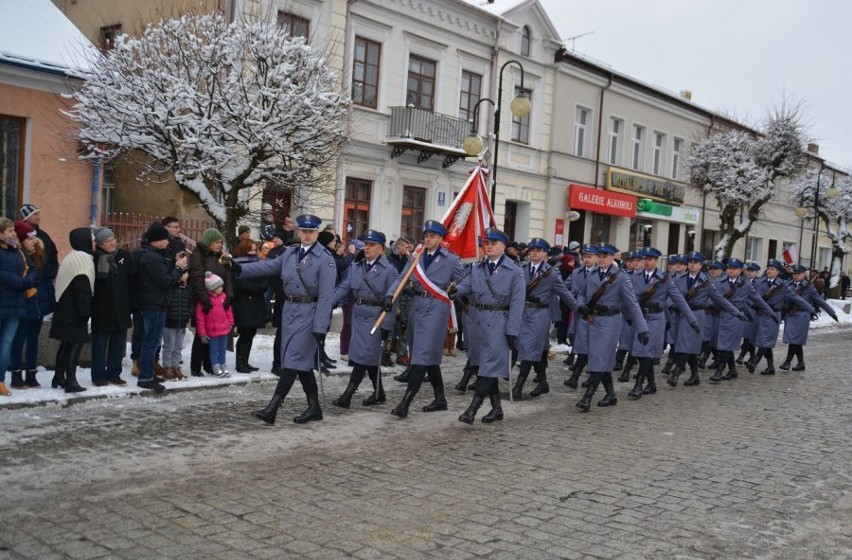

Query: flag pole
370;246;423;335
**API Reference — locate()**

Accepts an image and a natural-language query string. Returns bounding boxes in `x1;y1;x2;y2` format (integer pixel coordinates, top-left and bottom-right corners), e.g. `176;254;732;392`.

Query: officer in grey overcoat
454;228;525;424
330;230;398;408
746;260;815;375
574;243;649;411
700;260;727;369
564;244;599;389
384;220;463;418
708;258;775;382
660;254;687;376
454;262;480;392
626;247;697;400
614;251;643;379
235;214;336;425
668;251;745;387
782;264;838;371
512;238;577;400
736;262;763;364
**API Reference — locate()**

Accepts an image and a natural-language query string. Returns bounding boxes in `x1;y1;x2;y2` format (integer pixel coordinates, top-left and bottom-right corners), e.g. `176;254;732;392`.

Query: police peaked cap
791;264;808;274
597;243;618;255
685;251;705;263
580;243;600;255
726;258;744;269
745;262;761;271
360;229;386;245
423;220;447;237
668;254;686;265
642;247;662;259
484;228;509;244
766;259;785;270
707;260;725;270
296;214;322;230
528;237;550;252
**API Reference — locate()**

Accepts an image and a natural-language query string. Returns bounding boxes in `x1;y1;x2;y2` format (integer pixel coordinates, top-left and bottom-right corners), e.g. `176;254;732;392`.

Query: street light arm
469;97;496;134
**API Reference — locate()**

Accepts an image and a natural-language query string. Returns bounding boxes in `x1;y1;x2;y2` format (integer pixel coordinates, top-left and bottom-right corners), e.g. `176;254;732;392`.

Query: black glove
381;329;390;342
382;295;394;313
314;332;325;345
506;335;517;350
690;321;701;334
403;286;418;297
637;331;649;345
223;296;232;310
577;304;591;318
202;300;213;314
229;259;242;275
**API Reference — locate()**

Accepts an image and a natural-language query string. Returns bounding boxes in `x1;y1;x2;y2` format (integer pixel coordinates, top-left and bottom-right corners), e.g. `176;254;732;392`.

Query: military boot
627;363;646;399
455;362;475;393
391;388;417;418
423;378;448;412
778;360;792;371
613;349;627;371
709;363;725;383
722;353;738;380
362;370;386;406
332;381;359;409
393;366;411;383
760;353;775;375
293;393;323;423
458;395;484;425
512;364;531;400
597;372;618;407
667;363;685;387
529;367;550;398
792;362;806;371
252;393;284;425
623;356;638;380
684;359;701;386
660;353;674;375
482;385;504;423
564;369;581;389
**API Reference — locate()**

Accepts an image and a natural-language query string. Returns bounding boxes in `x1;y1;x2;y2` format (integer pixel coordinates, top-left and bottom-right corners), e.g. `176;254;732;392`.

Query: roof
0;0;96;75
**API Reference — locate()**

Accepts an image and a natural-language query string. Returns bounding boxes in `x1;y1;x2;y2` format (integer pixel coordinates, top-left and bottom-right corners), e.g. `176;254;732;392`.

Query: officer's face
298;228;319;246
581;253;598;267
363;241;383;261
599;254;614;269
485;239;505;259
727;266;742;278
643;257;658;271
687;260;703;274
528;247;546;264
709;268;722;277
793;272;806;282
629;258;642;270
675;263;687;273
423;232;442;251
766;266;780;279
746;269;758;279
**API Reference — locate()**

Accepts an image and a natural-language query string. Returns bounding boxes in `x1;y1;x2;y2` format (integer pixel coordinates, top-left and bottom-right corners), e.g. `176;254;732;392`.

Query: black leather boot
362;369;385;405
760;352;775;375
293;392;323;423
391;388;416;418
332;381;358;409
624;356;638;379
51;367;66;389
627;362;646;399
252;393;284;425
482;385;504;423
576;385;596;411
613;349;627;371
792;362;805;371
684;359;700;386
667;363;685;387
529;367;549;398
709;363;725;383
564;369;581;389
597;372;617;407
660;353;674;375
458;395;484;425
778;360;791;371
512;363;531;400
722;353;738;380
455;362;474;393
24;369;40;388
64;344;87;394
393;367;411;383
10;370;25;389
423;374;447;412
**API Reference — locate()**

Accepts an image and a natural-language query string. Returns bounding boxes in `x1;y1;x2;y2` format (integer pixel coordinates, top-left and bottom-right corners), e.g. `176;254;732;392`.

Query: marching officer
512;237;577;399
626;247;697;399
234;214;336;425
778;264;836;371
708;258;775;382
564;244;599;389
574;243;649;411
385;220;463;418
615;250;643;380
699;260;726;369
454;228;525;424
330;230;398;408
659;254;686;377
736;261;763;364
668;251;744;387
745;259;814;375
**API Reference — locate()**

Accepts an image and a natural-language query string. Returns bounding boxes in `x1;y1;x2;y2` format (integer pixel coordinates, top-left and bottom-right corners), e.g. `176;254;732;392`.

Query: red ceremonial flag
782;244;798;265
439;164;495;260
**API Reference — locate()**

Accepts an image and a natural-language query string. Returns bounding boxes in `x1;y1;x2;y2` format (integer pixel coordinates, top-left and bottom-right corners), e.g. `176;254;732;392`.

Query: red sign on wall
568;184;636;217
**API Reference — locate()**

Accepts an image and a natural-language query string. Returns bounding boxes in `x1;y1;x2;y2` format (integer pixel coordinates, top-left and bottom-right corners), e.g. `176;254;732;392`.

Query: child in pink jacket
195;272;234;377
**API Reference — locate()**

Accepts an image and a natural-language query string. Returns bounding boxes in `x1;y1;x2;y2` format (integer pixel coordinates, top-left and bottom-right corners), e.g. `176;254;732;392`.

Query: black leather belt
643;303;663;314
415;291;433;298
525;301;550;309
476;303;510;311
591;306;621;316
355;298;382;307
285;295;318;303
689;304;706;311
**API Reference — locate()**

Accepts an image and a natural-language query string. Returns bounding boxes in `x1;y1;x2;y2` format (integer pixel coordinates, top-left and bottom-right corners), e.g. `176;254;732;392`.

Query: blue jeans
11;316;42;371
91;329;127;383
208;335;227;366
139;311;166;381
0;316;21;382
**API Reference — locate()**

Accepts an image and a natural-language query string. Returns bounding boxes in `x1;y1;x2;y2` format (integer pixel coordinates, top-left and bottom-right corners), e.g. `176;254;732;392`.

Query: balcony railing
387;106;469;167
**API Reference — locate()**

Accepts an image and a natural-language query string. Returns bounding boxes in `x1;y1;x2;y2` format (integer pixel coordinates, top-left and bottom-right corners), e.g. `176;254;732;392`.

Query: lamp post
463;59;531;205
794;163;838;267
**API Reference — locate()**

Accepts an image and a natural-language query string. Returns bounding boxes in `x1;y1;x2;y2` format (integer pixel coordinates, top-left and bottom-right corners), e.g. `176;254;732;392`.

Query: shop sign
607;168;685;204
568;183;636;217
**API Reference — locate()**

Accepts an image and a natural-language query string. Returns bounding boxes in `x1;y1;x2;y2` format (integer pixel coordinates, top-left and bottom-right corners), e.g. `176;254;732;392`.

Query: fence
101;211;215;251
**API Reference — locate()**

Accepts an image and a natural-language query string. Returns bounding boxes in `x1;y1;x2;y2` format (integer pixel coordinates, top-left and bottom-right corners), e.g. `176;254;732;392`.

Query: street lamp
794;163;838;267
463;59;531;204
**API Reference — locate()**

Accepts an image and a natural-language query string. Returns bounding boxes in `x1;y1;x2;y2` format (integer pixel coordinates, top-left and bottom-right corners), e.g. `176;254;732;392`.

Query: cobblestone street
1;328;850;559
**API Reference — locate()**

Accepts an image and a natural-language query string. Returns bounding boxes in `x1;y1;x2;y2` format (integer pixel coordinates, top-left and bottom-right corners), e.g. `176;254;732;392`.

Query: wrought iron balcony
386;106;470;168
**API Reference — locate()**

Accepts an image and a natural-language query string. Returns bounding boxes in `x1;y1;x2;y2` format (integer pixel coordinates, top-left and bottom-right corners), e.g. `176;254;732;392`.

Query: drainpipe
90;156;101;227
593;72;614;188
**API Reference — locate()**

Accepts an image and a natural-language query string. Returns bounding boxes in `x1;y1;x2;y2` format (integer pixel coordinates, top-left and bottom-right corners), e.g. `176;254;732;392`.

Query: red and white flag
439;164;495;260
782;244;798;265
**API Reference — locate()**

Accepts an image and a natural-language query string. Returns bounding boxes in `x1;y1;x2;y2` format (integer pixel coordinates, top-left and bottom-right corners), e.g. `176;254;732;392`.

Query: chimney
679;90;692;101
807;143;819;155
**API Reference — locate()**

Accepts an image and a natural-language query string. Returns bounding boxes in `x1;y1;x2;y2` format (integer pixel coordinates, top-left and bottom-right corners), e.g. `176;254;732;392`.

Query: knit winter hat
94;227;116;247
318;231;336;247
204;271;224;291
237;225;251;235
201;228;224;247
146;221;170;242
19;204;39;221
14;220;36;242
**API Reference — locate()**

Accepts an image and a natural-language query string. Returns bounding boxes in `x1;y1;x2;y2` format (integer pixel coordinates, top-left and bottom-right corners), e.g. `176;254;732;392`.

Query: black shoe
393;368;411;383
576;394;592;411
745;360;756;374
778;361;791;371
391;389;415;418
107;377;127;386
667;365;684;387
735;355;745;365
236;364;254;374
627;386;643;400
458;395;484;425
597;393;617;407
293;393;323;423
482;407;503;423
721;370;737;380
92;380;109;387
362;391;386;406
422;398;448;412
642;384;657;395
246;364;259;372
137;379;165;392
791;363;805;371
190;370;204;377
683;375;700;386
529;383;549;398
564;371;580;389
760;367;775;375
617;370;630;382
709;370;724;383
252;394;283;425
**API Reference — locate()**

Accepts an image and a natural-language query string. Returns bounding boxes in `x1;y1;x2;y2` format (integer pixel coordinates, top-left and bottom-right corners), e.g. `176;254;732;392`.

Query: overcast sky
538;0;851;169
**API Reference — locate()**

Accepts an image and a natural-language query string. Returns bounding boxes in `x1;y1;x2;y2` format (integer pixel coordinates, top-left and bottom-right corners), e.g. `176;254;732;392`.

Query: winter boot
423;374;448;412
455;362;475;393
393;367;411;383
684;356;700;386
576;372;601;411
512;363;531;400
660;353;674;375
624;355;638;380
0;382;10;396
613;349;627;372
252;393;284;425
597;372;618;407
778;359;792;371
792;361;806;371
709;362;725;383
131;359;140;377
627;370;645;399
482;385;504;423
332;381;359;409
391;388;417;418
293;392;323;423
565;369;581;389
458;395;485;425
64;370;87;394
24;369;40;388
529;368;550;398
10;370;26;389
667;363;685;387
760;351;775;375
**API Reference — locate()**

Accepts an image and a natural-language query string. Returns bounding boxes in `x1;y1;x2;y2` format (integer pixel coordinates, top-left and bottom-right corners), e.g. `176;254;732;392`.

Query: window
504;201;518;240
344;178;371;242
511;87;531;144
652;132;665;175
746;236;762;262
98;24;122;51
277;11;310;38
406;55;437;110
631;124;645;170
352;37;381;108
1;115;24;219
573;106;590;157
459;70;482;124
520;26;531;56
672;137;683;179
401;186;426;244
101;164;116;218
817;246;832;270
608;117;622;164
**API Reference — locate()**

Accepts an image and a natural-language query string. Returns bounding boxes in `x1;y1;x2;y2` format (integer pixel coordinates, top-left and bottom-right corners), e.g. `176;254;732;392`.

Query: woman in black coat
49;228;95;393
231;239;267;373
90;227;132;386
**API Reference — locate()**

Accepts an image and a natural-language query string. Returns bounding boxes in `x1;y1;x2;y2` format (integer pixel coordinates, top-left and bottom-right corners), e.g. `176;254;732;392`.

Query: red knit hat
14;220;36;243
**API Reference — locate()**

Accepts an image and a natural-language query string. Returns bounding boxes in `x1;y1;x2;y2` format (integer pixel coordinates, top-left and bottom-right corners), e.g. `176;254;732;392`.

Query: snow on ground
2;299;850;409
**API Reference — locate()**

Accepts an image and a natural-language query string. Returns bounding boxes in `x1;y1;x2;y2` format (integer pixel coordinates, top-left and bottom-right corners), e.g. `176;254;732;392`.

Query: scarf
55;250;95;301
